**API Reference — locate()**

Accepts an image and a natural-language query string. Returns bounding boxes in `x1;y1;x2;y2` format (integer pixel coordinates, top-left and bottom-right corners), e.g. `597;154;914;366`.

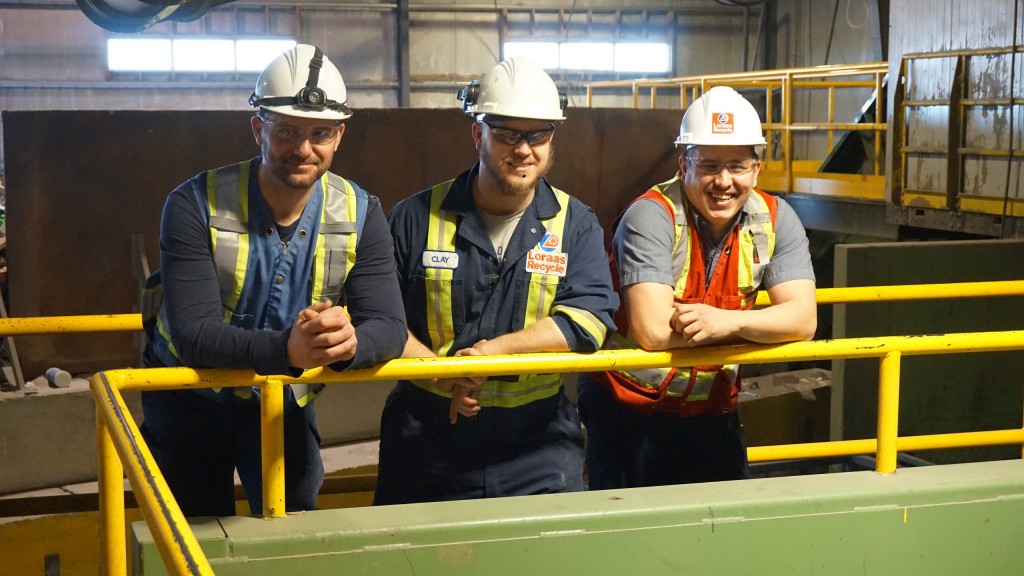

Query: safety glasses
481;120;555;147
259;115;340;145
685;155;758;176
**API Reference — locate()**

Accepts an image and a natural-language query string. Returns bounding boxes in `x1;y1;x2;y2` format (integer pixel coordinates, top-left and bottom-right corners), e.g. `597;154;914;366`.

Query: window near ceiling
504;41;672;74
107;38;296;73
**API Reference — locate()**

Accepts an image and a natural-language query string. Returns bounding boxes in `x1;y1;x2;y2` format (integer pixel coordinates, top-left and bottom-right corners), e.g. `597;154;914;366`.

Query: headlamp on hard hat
457;80;481;111
249;47;351;117
457;58;567;121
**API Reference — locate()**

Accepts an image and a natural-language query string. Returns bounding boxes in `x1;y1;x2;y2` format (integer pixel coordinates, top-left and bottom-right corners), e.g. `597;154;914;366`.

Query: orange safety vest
596;174;778;417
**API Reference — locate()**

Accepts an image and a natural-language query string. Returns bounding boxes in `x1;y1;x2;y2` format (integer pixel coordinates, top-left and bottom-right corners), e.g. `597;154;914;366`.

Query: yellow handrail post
876;351;902;474
92;372;214;576
97;405;126;576
261;378;286;518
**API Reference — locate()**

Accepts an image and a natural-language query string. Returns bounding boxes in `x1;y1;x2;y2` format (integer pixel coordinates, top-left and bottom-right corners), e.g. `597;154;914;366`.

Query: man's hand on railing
286;299;358;369
445;346;485;424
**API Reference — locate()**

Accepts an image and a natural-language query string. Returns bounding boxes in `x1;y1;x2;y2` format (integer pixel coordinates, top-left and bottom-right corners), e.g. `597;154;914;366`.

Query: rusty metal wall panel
2;107;681;376
962;51;1024;201
890;0;1024;219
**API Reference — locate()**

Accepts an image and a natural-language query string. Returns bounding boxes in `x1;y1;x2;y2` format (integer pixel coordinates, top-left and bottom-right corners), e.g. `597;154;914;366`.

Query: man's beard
270;164;324;190
482;146;555;197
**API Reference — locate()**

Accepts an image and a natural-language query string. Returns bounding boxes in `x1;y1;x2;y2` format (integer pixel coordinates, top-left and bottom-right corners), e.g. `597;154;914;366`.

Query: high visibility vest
142;160;366;406
412;179;588;408
599;174;778;417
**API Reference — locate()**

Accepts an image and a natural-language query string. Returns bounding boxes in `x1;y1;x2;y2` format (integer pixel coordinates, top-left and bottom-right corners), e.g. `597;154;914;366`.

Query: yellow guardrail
91;330;1024;576
585;62;889;200
2;279;1022;575
2;281;1020;335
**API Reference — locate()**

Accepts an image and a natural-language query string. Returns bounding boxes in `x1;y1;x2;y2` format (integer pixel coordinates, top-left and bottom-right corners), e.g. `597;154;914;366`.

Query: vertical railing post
261;378;286;518
876;351;902;474
827;85;835;153
875;70;884;176
97;405;127;576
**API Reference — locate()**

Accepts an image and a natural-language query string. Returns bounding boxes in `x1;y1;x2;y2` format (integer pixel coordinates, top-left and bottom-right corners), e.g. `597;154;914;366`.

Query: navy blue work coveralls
375;165;618;505
141;159;406;517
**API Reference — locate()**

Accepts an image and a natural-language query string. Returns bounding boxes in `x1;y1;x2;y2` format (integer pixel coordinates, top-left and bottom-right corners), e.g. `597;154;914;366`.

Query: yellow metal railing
91;330;1024;575
585;62;889;201
2;279;1022;575
4;281;1020;336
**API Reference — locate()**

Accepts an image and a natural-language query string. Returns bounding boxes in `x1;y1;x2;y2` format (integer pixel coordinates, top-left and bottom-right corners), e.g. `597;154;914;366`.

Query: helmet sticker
712;112;734;134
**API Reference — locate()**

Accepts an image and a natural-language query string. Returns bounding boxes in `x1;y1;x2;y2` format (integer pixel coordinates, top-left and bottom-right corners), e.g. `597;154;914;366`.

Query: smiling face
251;112;344;191
472;116;555;203
679;144;761;239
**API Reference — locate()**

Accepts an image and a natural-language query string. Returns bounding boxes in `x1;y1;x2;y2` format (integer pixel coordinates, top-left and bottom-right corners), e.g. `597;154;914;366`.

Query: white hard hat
249;44;352;121
458;58;567;121
675;86;766;149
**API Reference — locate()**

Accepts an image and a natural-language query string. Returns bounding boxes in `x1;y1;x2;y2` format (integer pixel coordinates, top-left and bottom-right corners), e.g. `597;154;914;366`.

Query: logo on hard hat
712;112;734;134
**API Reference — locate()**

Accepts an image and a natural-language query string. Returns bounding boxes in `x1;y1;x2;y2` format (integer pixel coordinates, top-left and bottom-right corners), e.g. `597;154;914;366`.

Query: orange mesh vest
597;174;778;417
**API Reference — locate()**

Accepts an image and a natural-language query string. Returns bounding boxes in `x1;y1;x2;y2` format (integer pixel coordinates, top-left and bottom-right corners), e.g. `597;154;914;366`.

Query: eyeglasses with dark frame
258;115;341;145
480;120;555;147
684;154;759;176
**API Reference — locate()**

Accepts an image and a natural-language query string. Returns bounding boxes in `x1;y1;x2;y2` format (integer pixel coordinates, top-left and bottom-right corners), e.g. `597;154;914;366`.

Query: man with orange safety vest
578;86;817;489
140;45;406;517
374;58;618;504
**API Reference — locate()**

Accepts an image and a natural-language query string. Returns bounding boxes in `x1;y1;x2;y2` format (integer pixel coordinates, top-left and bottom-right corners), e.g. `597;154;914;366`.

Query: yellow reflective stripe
304;174;358;404
737;224;755;292
425;181;457;355
525;274;558;329
226;168;250;319
651;177;692;299
410;373;561;408
524;187;570;326
293;383;326;407
155;311;178;359
311;173;330;305
608;332;740;397
207;169;219;251
476;373;561;407
684;371;716;400
312;232;328;304
738;192;774;294
344;178;358;279
551;304;607;345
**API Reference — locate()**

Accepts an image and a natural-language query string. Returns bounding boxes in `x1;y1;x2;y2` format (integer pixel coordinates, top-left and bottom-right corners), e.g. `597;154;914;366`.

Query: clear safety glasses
685;155;759;176
481;120;555;147
259;115;340;145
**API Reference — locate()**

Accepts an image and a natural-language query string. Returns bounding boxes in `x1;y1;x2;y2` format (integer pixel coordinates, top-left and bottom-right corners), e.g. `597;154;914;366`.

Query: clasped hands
669;302;736;346
286;299;357;369
429;340;490;425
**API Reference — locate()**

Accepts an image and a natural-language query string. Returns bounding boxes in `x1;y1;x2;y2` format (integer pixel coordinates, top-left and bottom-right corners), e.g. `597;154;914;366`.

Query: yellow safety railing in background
584;62;889;201
3;281;1020;336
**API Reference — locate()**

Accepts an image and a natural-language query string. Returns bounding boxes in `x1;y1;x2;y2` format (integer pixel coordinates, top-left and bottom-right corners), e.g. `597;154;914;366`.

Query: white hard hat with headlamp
250;44;352;121
458;57;567;121
675;86;766;153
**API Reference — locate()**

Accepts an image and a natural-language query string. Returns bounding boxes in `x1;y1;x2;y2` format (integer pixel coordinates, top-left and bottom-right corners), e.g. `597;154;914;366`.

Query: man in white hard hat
579;86;817;489
374;58;618;505
140;44;406;517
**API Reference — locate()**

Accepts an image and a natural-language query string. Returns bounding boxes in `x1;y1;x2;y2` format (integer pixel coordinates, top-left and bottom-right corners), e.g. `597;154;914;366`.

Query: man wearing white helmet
374;58;617;504
579;86;817;489
140;44;406;517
